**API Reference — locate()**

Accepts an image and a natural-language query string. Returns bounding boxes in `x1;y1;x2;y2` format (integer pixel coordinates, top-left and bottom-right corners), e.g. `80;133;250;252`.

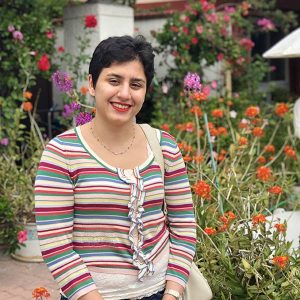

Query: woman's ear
88;74;95;96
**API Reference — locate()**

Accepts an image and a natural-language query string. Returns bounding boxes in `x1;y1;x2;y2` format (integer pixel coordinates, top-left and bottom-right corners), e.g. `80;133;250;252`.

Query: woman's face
89;59;147;126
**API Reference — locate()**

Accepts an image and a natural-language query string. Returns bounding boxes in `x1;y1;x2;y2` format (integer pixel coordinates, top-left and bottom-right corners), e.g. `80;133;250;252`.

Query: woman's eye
109;79;119;85
131;83;142;89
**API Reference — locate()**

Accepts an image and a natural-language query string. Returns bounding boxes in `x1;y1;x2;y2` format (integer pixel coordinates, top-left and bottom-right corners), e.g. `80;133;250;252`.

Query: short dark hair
89;35;155;90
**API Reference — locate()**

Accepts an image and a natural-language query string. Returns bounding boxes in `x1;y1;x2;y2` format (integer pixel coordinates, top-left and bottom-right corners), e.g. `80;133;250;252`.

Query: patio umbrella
263;27;300;58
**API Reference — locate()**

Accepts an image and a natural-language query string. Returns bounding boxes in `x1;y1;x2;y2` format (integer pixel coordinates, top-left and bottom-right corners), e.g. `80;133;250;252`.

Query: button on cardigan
34;126;196;300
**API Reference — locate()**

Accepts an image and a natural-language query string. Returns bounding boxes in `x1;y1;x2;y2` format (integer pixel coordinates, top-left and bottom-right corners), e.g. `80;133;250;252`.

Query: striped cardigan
35;126;196;300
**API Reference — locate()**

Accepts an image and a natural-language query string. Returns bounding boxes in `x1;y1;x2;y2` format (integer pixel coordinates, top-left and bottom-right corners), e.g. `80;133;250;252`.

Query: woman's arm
160;131;197;288
35;136;98;300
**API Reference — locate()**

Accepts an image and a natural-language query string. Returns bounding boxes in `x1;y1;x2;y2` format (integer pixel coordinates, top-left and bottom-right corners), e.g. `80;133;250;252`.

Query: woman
35;35;196;300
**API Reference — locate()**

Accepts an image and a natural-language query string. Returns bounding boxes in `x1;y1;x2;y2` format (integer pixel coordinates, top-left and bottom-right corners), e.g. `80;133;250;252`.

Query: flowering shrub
156;71;300;298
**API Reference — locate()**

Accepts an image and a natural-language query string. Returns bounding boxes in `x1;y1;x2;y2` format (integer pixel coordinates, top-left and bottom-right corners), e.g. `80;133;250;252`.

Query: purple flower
8;25;15;32
75;112;93;126
52;70;73;93
62;104;73;118
0;138;9;146
184;72;202;93
12;30;23;41
70;101;81;111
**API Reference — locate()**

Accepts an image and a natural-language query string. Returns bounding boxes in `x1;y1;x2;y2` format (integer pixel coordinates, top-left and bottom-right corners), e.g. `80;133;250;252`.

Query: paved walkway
0;248;60;300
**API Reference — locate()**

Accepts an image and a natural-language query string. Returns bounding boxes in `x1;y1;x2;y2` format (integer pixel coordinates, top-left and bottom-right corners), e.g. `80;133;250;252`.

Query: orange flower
273;255;289;270
190;105;203;117
22;101;33;112
185;122;195;132
268;186;283;195
264;144;275;153
91;107;96;114
204;227;217;235
80;86;89;95
275;103;289;117
238;137;248;146
219;211;236;224
161;123;170;131
256;166;272;181
252;127;264;137
190;91;208;101
23;91;32;99
210;128;219;136
32;287;50;299
193;180;211;200
252;213;266;225
239;120;249;129
183;155;192;162
218;97;224;103
217;127;227;136
274;223;286;233
175;123;185;131
193;155;204;163
218;223;228;232
245;106;260;118
227;100;233;106
257;156;266;165
284;145;297;159
211;109;224;118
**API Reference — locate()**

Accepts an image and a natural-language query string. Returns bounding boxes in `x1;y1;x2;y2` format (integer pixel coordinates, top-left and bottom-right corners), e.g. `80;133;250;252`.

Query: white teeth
113;103;130;109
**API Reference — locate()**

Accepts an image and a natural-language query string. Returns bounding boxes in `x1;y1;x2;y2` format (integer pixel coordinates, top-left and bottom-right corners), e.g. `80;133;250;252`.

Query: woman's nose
117;84;131;100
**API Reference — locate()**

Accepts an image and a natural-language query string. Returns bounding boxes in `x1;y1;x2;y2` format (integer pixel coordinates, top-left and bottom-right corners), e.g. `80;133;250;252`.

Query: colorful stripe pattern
35;127;196;300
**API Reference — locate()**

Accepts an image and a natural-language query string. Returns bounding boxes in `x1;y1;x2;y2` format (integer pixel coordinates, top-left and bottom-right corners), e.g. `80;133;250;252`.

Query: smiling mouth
111;102;132;112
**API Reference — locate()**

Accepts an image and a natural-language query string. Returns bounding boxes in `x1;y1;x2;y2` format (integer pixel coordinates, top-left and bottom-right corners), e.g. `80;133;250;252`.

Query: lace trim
118;168;154;281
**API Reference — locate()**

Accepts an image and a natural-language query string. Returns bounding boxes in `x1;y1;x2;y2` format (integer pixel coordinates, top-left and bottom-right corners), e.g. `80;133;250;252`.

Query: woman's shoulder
46;127;78;149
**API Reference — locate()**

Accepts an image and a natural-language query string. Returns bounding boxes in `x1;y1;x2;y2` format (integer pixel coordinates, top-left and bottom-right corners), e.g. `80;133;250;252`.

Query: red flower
274;223;286;233
245;106;259;118
183;27;189;34
193;180;211;200
211;109;224;118
37;54;50;71
183;155;192;162
204;227;217;235
257;156;266;165
46;31;54;39
161;123;170;132
219;211;236;224
275;102;289;117
273;255;289;270
252;214;266;225
84;15;97;28
284;145;297;159
256;166;272;181
191;37;198;45
268;186;283;195
57;46;65;52
217;53;224;61
264;144;275;153
170;25;179;33
239;38;255;51
185;122;195;132
252;127;264;137
193;155;204;163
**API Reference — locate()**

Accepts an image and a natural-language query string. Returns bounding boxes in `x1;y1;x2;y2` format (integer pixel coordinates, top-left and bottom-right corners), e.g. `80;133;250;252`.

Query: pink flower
57;46;65;53
211;81;217;89
224;6;236;14
162;83;169;94
202;85;211;97
12;30;23;41
217;53;224;61
236;56;245;65
257;18;275;31
206;13;218;23
17;230;27;243
239;38;255;51
223;15;231;22
8;25;15;32
196;25;203;34
46;31;54;39
0;138;9;146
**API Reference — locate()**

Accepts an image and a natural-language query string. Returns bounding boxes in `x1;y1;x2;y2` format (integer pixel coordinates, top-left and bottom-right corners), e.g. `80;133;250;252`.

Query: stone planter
11;222;43;262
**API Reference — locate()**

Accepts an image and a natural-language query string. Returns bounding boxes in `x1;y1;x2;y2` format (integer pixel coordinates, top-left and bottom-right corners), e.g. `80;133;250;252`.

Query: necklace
90;120;136;155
